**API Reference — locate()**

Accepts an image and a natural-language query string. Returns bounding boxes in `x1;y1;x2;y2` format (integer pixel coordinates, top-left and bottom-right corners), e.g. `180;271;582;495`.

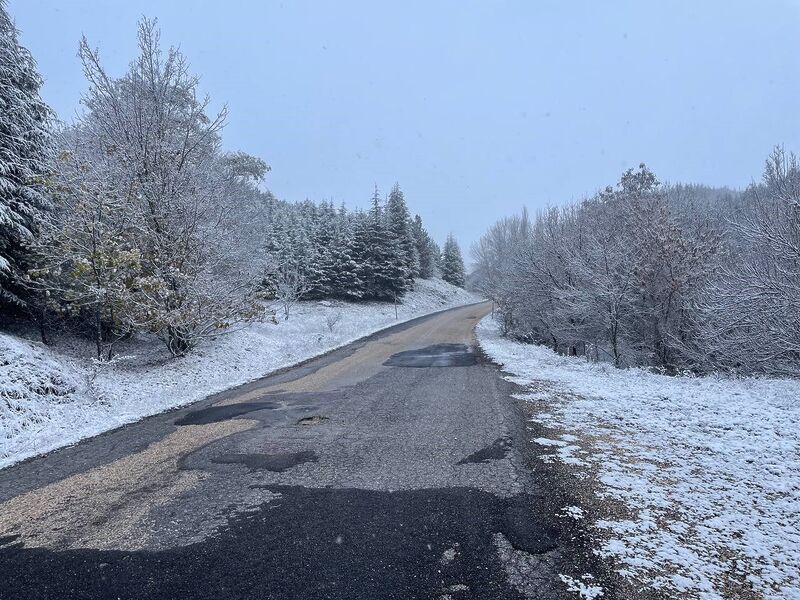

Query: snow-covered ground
477;316;800;600
0;278;479;470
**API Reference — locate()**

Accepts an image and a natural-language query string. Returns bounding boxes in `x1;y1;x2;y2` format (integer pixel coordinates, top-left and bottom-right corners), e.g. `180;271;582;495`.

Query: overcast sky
8;0;800;255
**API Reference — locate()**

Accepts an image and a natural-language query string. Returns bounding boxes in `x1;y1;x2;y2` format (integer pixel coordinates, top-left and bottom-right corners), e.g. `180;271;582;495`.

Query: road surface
0;302;601;599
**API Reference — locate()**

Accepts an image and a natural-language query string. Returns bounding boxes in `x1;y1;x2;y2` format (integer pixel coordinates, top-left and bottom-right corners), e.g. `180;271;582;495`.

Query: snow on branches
471;158;800;376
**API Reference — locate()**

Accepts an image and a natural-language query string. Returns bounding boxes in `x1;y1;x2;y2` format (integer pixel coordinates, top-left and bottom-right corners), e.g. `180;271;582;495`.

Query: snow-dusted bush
0;333;95;463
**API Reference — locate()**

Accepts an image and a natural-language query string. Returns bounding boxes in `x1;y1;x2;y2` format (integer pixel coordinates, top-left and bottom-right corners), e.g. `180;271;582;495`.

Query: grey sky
9;0;800;255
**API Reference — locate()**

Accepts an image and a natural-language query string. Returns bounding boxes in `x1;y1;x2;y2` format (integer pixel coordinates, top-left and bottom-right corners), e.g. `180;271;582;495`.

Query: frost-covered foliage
0;7;458;360
440;233;466;288
234;182;442;303
21;17;451;358
0;0;52;306
473;153;800;375
0;277;477;469
412;214;438;279
27;19;268;357
0;332;93;461
692;148;800;375
478;316;800;599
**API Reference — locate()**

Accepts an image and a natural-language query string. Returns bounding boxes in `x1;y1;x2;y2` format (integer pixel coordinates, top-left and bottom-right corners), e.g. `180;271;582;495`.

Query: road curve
0;302;599;599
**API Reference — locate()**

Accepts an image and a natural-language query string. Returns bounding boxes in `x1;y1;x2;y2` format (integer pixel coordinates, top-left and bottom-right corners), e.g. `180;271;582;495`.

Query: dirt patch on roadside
0;419;255;551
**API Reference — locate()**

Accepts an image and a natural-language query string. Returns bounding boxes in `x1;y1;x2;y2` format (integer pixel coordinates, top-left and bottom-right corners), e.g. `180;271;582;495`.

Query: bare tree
479;164;722;370
692;147;800;374
272;262;310;321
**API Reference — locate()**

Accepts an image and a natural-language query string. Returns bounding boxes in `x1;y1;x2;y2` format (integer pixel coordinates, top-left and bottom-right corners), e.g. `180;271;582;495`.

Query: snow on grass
477;315;800;600
0;278;479;470
560;506;585;520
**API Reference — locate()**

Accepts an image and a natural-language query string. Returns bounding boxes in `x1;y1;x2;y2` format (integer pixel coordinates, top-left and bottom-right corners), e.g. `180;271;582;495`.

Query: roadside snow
0;278;479;470
477;316;800;600
559;574;604;599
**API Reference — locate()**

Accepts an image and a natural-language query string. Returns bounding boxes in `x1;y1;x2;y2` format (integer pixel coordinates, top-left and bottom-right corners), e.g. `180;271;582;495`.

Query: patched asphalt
0;303;608;599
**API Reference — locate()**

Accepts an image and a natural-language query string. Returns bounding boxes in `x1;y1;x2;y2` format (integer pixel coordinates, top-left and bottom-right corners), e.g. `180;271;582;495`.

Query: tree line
0;9;466;358
472;154;800;376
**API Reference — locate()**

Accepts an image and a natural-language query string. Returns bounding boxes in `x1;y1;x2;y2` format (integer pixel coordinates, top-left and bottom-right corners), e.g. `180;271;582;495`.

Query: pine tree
329;208;363;299
411;214;436;278
358;186;406;300
430;240;442;275
441;234;466;288
0;0;52;305
305;201;337;298
385;183;418;289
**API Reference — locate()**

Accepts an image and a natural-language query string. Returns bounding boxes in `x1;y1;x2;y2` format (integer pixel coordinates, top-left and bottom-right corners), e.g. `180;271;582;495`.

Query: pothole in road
175;401;279;426
457;437;512;464
212;451;318;472
383;344;477;368
296;415;328;426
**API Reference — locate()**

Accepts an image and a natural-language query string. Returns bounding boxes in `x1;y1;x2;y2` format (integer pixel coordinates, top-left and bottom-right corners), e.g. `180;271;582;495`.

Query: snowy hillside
0;279;479;470
477;316;800;600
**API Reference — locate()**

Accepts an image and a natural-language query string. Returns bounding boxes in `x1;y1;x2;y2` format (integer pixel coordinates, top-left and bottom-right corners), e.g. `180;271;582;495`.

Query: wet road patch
384;344;477;368
0;534;21;548
175;401;279;426
457;437;512;464
212;451;318;472
0;485;568;600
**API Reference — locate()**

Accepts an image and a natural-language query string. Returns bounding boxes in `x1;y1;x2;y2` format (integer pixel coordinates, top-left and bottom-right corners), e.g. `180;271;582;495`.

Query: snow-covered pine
359;186;406;301
305;201;338;298
328;207;364;300
0;0;52;306
412;214;437;279
440;233;466;288
385;183;419;289
238;186;439;307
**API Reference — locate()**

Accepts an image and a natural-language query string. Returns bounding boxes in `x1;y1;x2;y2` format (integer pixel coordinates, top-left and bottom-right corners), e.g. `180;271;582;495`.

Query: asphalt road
0;302;602;600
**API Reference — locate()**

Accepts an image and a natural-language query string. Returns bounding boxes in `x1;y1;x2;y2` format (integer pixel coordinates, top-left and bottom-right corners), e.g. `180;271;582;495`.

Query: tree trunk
38;306;49;346
96;310;103;360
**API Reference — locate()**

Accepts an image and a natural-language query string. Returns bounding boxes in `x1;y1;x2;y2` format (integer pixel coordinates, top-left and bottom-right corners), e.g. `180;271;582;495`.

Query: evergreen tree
0;0;52;305
305;201;337;298
247;184;439;303
430;240;442;275
359;186;405;300
328;207;363;299
385;183;418;288
348;211;372;299
411;214;436;278
441;234;466;288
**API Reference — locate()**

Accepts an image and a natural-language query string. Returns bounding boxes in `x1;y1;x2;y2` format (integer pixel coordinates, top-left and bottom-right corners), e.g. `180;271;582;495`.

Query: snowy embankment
0;279;479;470
477;316;800;600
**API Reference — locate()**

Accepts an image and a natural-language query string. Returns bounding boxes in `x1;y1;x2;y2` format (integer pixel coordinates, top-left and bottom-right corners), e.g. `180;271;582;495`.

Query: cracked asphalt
0;302;605;599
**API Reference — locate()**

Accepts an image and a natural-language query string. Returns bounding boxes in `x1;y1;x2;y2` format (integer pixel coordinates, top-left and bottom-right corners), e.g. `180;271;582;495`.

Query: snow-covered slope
477;315;800;600
0;278;479;470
